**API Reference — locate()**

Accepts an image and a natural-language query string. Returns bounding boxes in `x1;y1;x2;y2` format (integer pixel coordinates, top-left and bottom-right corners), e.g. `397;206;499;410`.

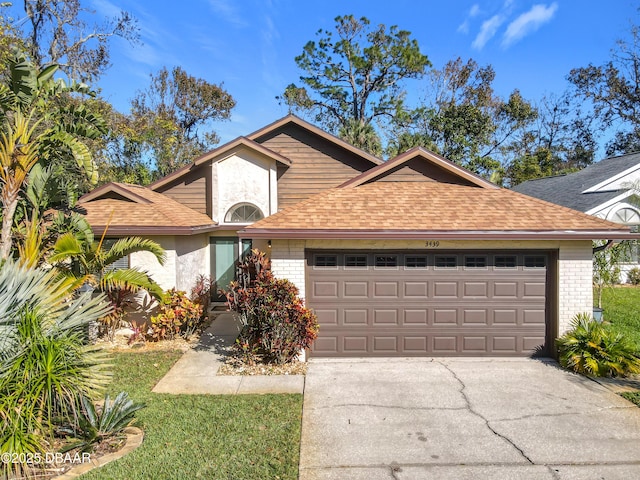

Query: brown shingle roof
243;182;634;239
77;183;216;235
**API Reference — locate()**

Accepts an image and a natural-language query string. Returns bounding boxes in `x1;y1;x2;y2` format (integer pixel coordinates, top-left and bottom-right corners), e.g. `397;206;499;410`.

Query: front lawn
601;286;640;350
81;350;303;480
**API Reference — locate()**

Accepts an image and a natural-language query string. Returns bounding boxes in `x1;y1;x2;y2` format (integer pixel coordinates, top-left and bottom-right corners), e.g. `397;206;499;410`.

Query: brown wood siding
255;125;378;209
154;165;211;215
372;157;480;186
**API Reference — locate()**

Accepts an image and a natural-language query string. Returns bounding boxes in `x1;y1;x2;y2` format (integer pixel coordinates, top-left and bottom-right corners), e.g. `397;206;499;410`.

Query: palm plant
0;260;112;476
50;229;165;297
556;313;640;377
49;225;166;338
0;53;105;260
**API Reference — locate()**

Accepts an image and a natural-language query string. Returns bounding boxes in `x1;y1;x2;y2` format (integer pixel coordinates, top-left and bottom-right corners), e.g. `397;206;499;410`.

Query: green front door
211;238;237;299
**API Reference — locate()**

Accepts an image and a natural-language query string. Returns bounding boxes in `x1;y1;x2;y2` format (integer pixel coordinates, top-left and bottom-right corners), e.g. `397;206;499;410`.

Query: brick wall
558;241;593;334
270;239;306;299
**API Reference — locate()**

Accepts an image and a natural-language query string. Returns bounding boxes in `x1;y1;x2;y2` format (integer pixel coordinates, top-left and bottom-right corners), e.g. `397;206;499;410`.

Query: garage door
306;251;549;357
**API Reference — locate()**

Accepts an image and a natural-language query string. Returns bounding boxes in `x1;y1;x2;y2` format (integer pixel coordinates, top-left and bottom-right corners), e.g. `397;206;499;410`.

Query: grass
81;350;303;480
601;286;640;350
622;391;640;407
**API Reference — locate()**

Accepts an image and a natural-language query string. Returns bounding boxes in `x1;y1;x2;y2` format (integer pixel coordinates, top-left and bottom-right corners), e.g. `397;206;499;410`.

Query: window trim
224;202;264;224
494;255;517;269
374;254;399;269
313;254;338;268
434;255;458;269
404;255;428;269
345;254;368;268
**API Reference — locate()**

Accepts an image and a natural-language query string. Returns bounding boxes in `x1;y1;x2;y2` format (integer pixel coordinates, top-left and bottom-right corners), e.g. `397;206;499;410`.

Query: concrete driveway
299;358;640;480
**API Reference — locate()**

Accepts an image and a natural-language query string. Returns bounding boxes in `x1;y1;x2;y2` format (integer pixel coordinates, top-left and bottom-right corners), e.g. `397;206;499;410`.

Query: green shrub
63;392;145;452
150;289;204;341
0;261;112;478
556;312;640;377
226;250;319;364
627;267;640;285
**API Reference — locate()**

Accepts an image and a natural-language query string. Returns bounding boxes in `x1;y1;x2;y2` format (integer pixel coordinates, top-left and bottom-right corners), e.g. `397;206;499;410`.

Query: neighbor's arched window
224;203;264;223
610;207;640;225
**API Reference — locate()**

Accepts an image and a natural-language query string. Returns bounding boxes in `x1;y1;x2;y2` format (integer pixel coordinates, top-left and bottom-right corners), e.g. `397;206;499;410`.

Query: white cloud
502;3;558;47
91;0;121;18
472;14;505;50
208;0;248;28
457;4;481;34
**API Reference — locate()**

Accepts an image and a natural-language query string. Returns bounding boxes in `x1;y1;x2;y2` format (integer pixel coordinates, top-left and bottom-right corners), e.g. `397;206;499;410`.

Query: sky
83;0;639;146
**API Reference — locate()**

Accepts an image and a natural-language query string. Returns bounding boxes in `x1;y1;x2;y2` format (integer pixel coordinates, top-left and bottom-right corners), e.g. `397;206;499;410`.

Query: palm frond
49;232;86;263
99;268;164;300
104;237;166;267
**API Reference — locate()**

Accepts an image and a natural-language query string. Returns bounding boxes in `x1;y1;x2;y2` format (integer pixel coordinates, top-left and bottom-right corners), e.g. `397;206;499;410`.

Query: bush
63;392;145;452
190;274;214;313
627;267;640;285
226;249;319;364
556;313;640;377
150;289;204;341
0;261;112;478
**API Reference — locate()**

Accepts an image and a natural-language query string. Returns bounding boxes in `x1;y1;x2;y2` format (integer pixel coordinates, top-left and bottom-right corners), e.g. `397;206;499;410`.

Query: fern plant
556;313;640;377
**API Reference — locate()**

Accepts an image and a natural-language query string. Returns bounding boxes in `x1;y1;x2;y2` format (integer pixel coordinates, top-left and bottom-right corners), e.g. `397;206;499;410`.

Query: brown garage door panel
313;330;545;356
306;251;549;357
313;304;546;328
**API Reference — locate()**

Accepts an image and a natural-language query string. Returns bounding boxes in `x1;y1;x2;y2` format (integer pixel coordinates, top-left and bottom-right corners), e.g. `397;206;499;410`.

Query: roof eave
90;224;219;236
238;229;639;240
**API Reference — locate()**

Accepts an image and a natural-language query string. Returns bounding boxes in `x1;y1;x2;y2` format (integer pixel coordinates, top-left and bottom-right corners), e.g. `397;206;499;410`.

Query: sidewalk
152;312;305;395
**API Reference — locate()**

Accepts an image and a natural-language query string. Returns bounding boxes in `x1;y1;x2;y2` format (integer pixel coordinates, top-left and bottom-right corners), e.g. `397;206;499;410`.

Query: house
77;115;638;357
513;152;640;278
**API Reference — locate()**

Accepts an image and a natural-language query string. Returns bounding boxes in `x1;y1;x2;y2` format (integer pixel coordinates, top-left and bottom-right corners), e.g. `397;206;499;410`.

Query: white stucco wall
129;235;176;291
128;234;210;293
175;234;210;292
215;149;277;223
269;238;595;340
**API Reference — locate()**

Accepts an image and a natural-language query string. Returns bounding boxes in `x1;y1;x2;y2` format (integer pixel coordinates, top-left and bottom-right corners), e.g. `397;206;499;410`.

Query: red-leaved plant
225;249;319;364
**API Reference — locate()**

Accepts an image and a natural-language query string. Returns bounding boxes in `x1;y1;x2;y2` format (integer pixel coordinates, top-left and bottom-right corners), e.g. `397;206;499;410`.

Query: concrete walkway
300;358;640;480
152;312;304;395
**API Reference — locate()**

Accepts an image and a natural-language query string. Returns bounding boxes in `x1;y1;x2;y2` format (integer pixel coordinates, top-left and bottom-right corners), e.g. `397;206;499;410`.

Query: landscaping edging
53;427;144;479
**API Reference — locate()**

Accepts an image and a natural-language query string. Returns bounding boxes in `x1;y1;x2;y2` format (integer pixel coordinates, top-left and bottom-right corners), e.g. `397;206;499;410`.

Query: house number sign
424;240;440;248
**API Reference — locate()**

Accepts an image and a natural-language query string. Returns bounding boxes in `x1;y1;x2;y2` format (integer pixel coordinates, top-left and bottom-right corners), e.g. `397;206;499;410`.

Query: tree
388;57;537;178
504;93;597;186
281;15;430;154
0;54;105;260
568;23;640;157
593;241;630;308
127;66;236;178
4;0;138;83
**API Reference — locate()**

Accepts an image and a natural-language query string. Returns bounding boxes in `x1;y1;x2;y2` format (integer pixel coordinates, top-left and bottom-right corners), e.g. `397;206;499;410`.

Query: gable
366;156;482;187
342;148;497;189
153;163;211;216
582;163;640;193
251;122;381;208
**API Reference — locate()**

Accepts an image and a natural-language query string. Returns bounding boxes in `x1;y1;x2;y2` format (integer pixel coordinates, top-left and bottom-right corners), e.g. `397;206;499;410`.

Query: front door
210;238;253;300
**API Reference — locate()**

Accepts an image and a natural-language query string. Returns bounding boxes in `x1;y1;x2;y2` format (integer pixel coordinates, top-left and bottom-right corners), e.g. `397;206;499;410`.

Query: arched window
610;207;640;225
224;203;264;223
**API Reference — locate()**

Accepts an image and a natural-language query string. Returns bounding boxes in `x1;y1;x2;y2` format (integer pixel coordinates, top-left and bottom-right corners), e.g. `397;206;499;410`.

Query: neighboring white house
514;152;640;280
